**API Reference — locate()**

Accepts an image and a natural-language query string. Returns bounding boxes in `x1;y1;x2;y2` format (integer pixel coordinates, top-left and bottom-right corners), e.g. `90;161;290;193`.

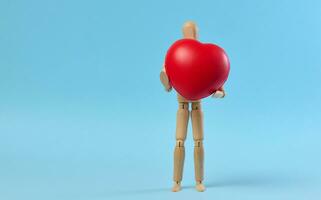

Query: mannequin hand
160;70;172;92
211;89;226;98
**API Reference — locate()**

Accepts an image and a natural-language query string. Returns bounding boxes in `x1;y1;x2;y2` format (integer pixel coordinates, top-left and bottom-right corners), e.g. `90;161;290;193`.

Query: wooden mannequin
160;21;225;192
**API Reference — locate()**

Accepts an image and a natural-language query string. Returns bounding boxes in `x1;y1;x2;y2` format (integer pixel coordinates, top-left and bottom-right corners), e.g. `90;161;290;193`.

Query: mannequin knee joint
176;140;185;147
194;140;203;147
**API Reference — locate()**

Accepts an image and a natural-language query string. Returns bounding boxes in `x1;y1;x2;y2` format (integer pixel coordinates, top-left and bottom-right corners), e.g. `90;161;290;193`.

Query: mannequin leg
191;101;205;192
172;101;189;192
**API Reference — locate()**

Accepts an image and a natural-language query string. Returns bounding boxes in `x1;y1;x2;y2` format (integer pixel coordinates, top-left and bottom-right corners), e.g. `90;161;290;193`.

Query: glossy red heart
165;39;230;100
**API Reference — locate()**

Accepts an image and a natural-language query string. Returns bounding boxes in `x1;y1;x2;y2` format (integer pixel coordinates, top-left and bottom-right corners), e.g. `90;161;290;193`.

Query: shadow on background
105;187;170;198
103;172;316;199
206;172;313;188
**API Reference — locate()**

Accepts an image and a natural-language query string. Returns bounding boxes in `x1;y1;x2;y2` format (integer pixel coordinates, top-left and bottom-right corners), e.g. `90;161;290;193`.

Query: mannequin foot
172;181;181;192
195;181;206;192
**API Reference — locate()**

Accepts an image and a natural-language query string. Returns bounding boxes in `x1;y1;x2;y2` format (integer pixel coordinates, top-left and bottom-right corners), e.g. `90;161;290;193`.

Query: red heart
165;39;230;100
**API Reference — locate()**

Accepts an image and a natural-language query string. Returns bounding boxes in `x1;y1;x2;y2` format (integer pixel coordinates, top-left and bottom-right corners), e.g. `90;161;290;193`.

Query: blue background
1;0;321;199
